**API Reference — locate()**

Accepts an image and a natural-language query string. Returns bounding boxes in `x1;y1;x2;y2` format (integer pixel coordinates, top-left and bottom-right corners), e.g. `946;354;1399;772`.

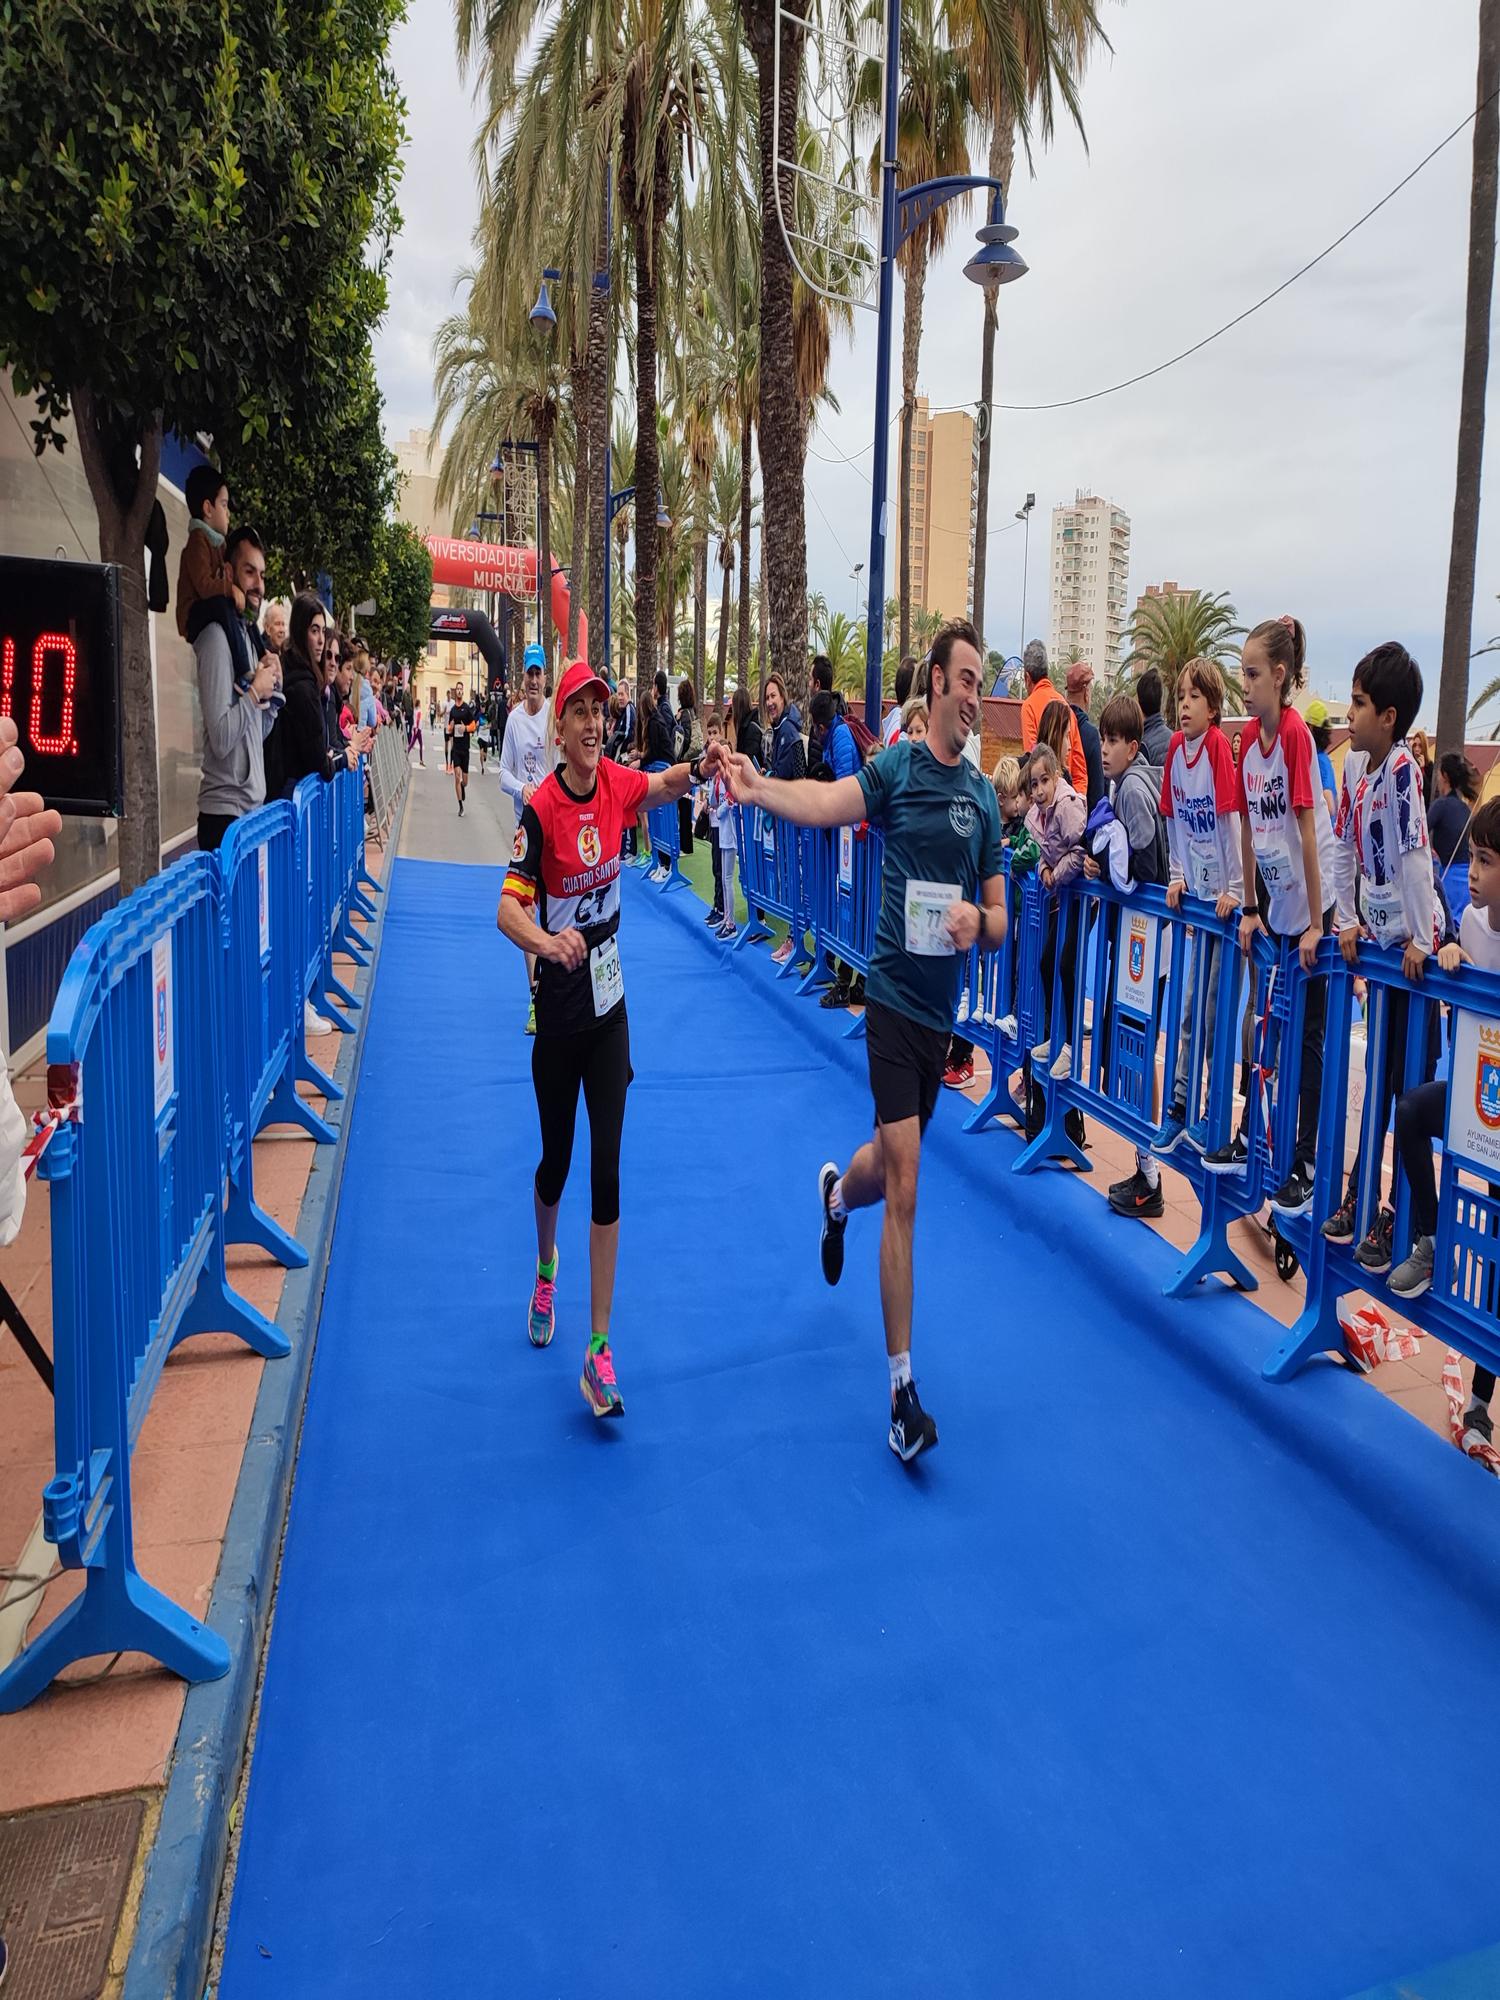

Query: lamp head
656;502;671;531
964;239;1029;291
529;278;558;329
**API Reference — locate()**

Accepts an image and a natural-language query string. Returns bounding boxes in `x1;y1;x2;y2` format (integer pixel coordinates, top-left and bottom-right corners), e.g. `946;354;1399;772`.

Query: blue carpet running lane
220;857;1500;1999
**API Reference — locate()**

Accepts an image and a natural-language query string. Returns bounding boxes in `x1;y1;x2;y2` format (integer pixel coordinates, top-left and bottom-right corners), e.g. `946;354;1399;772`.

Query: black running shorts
865;997;948;1134
451;735;470;770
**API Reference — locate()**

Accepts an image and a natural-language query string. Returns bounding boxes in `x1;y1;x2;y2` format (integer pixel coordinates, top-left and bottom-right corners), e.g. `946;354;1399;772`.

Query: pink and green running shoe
528;1260;557;1348
580;1342;624;1419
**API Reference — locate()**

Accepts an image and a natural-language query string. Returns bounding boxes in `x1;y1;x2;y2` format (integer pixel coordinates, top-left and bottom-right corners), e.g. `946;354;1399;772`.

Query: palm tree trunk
568;358;589;658
693;486;708;700
758;533;770;703
586;203;611;672
737;405;753;686
72;390;163;892
970;115;1013;647
748;0;809;689
537;413;555;670
632;206;661;694
898;244;927;662
1439;0;1500;757
715;550;732;707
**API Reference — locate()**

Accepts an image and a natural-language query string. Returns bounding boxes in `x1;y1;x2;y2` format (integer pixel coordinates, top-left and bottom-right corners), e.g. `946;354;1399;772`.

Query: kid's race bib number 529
590;936;625;1016
905;879;960;957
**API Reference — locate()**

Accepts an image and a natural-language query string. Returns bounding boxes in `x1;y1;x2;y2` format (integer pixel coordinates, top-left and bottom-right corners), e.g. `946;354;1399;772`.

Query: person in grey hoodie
191;526;279;851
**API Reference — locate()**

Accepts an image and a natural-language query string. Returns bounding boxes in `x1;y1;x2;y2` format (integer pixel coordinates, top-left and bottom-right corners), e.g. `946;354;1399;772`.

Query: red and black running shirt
502;758;651;1033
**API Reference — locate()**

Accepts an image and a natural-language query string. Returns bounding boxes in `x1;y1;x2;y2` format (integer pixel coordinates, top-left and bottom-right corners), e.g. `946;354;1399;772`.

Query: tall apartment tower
1048;491;1131;673
893;395;978;625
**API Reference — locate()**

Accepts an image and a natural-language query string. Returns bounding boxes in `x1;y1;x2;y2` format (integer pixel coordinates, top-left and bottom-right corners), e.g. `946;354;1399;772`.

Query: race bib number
1360;877;1404;945
1188;841;1218;901
590;936;625;1017
1256;832;1295;897
905;879;959;957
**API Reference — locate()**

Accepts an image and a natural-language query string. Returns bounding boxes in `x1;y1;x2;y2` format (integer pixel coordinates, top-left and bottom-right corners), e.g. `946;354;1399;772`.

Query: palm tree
820;611;865;693
949;0;1104;645
856;0;972;663
807;589;830;645
710;441;743;706
1465;598;1500;738
1438;0;1500;756
1123;589;1245;713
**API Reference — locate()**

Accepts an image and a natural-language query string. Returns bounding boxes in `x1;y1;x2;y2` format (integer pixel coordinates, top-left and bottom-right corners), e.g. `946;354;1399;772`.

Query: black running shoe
889;1379;938;1463
1203;1133;1249;1176
1109;1169;1165;1219
818;1161;846;1286
1320;1188;1358;1245
1269;1168;1314;1218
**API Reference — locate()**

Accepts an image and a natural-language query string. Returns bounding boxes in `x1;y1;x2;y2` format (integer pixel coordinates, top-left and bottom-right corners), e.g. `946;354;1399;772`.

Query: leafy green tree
218;348;396;611
0;2;404;888
361;521;435;666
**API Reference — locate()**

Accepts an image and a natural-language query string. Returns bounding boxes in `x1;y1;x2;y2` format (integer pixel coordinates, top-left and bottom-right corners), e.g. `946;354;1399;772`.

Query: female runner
498;659;722;1416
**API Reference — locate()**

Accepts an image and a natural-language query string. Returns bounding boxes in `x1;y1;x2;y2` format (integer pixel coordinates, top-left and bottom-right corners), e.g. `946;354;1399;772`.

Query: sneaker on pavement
889;1379;938;1464
956;990;971;1025
1203;1133;1249;1176
1109;1170;1165;1219
1048;1042;1073;1080
1389;1233;1436;1300
771;940;794;965
528;1263;557;1348
942;1059;975;1089
1462;1402;1495;1454
1269;1169;1314;1218
717;920;738;940
1321;1189;1358;1245
820;981;852;1010
1108;1171;1140;1203
818;1161;846;1286
1353;1205;1395;1274
580;1343;624;1418
304;999;333;1038
1153;1106;1189;1156
705;905;724;925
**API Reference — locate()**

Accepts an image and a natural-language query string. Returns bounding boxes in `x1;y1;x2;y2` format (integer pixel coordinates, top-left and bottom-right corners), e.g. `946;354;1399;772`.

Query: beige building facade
1049;491;1131;674
893;396;977;624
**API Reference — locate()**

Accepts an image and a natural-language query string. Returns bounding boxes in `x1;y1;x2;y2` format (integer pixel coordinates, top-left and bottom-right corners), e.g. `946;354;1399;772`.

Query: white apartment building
1048;492;1131;674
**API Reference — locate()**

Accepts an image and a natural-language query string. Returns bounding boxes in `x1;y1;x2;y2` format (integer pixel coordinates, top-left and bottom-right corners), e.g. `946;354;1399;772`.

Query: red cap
554;659;611;711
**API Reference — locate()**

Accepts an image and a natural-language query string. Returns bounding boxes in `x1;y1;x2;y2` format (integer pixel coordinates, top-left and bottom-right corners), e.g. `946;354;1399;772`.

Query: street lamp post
861;67;1029;730
1015;491;1035;657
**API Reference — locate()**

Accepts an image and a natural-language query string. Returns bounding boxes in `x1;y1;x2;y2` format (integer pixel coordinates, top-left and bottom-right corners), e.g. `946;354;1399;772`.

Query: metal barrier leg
173;1251;290;1361
296;1041;345;1100
842;1010;867;1041
0;1560;230;1714
260;1071;337;1144
352;885;378;919
1012;1080;1089;1175
335;918;372;965
323;969;361;1013
225;1172;310;1270
1164;1200;1259;1298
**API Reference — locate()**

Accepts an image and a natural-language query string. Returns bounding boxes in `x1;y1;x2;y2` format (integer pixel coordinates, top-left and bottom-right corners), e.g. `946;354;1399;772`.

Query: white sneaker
997;1014;1018;1040
1031;1040;1051;1065
304;1000;333;1038
1049;1043;1073;1079
956;991;971;1025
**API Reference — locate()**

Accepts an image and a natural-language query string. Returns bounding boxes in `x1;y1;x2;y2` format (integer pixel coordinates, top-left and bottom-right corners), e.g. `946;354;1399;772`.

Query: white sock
1138;1154;1161;1191
889;1351;912;1393
829;1176;848;1222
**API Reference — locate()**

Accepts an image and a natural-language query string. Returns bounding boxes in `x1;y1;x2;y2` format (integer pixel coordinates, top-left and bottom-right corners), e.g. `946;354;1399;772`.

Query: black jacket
1070;702;1107;814
645;707;675;767
267;653;338;799
736;713;765;769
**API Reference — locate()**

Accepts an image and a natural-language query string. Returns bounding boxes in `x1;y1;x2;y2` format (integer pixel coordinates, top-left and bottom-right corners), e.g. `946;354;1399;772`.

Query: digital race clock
0;555;124;816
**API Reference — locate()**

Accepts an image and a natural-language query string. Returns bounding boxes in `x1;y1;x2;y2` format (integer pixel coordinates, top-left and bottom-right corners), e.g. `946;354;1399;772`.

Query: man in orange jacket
1018;639;1087;794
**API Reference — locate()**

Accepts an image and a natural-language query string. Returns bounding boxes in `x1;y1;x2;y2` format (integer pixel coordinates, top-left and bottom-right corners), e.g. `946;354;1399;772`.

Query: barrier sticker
838;826;854;890
257;845;271;958
1114;910;1159;1017
1445;1009;1500;1178
152;935;174;1118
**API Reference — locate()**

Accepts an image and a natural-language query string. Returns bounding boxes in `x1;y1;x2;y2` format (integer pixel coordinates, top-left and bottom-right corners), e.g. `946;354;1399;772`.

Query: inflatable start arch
424;536;587;662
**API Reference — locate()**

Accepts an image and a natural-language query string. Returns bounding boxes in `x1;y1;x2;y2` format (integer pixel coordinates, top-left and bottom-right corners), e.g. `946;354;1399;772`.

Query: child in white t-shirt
1154;655;1243;1157
1204;615;1335;1216
708;714;739;941
1321;642;1440;1273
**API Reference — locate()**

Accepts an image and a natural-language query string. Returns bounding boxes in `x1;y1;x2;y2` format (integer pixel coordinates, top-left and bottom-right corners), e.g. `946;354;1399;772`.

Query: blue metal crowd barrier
219;803;335;1270
732;804;811;975
955;862;1048;1134
0;759;382;1711
1264;942;1500;1383
0;859;290;1714
641;761;688;889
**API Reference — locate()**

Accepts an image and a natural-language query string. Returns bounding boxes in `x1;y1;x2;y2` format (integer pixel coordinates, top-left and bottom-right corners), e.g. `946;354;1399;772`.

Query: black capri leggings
531;1009;632;1225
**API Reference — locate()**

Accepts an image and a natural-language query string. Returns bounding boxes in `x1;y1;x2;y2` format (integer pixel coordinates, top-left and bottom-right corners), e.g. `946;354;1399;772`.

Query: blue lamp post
861;9;1030;729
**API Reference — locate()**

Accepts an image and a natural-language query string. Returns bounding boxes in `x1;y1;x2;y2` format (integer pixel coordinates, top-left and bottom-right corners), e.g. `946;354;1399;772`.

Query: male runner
449;688;475;815
500;645;553;1033
726;618;1006;1461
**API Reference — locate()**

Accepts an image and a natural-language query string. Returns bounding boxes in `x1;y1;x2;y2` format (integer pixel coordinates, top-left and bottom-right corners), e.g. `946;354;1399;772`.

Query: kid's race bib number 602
905;879;960;957
590;936;625;1016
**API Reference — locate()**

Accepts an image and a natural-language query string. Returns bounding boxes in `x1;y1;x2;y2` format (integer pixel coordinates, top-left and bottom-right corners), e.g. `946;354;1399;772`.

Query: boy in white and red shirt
1153;656;1244;1157
1320;642;1439;1274
1205;615;1335;1216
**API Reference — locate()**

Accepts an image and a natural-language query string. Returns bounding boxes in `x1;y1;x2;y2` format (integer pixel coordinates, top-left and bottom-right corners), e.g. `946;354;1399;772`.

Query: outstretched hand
0;722;59;924
700;740;730;783
723;751;762;805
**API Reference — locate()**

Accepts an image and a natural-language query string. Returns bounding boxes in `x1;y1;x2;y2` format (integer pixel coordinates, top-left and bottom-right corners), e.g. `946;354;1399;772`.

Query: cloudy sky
376;0;1500;722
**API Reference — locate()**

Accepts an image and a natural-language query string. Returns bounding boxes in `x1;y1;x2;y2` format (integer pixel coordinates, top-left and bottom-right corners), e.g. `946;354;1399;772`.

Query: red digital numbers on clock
0;631;81;757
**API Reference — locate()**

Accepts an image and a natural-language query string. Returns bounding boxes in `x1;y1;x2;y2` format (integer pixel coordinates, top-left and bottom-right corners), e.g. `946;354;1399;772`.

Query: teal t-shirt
855;738;1004;1032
